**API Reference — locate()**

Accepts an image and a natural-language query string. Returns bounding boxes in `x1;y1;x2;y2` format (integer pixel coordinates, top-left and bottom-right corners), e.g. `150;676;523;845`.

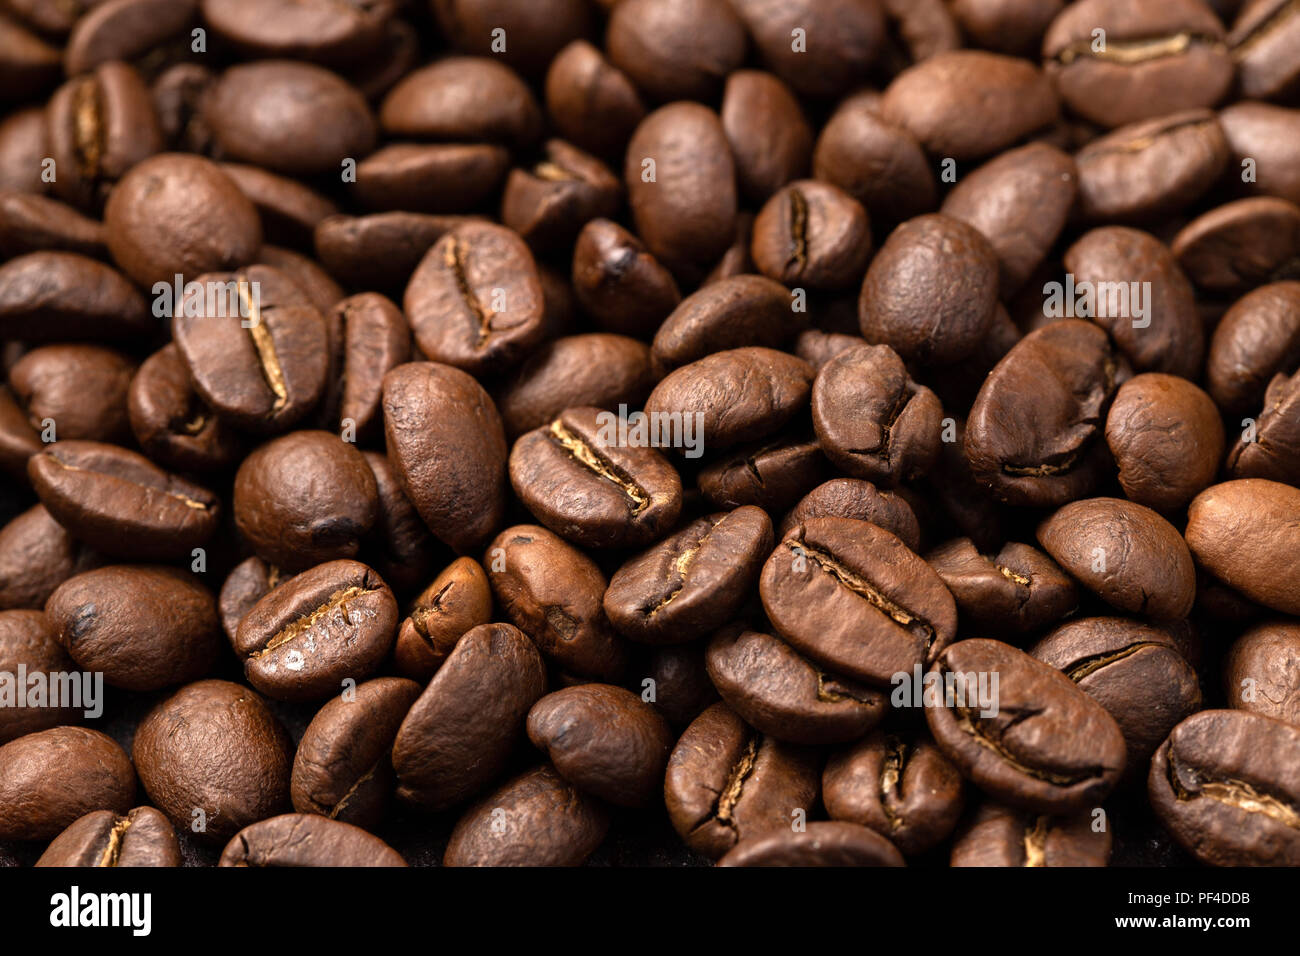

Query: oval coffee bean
1205;280;1300;415
697;431;826;513
526;684;673;807
925;639;1127;814
500;139;622;247
0;727;135;841
950;801;1111;866
1224;621;1300;726
379;57;542;147
651;275;798;370
570;217;680;337
234;560;397;702
717;821;905;867
201;0;392;64
1172;197;1300;296
0;505;98;611
544;40;645;159
926;538;1077;635
0;609;82;742
8;343;135;445
720;70;813;205
392;622;546;811
778;479;921;551
606;0;745;103
730;0;885;97
752;180;872;291
0;252;151;342
219;814;407;867
127;344;243;473
35;807;181;868
393;557;493;681
0;190;105;260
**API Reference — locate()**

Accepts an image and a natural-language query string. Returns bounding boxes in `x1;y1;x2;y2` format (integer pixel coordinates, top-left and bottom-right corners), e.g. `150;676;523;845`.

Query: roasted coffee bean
152;62;216;154
0;506;98;611
604;507;772;645
202;0;393;65
926;539;1077;636
380;56;541;147
432;0;592;77
812;344;942;485
393;557;492;681
940;143;1077;295
0;190;105;259
0;108;48;194
696;431;827;513
218;556;281;643
0;609;82;742
1031;617;1202;780
651;276;796;371
1205;281;1300;415
730;0;884;97
527;684;672;807
311;293;410;443
878;0;963;67
35;807;181;868
644;644;719;729
0;252;151;342
778;478;921;552
1229;0;1300;101
382;361;508;553
234;559;397;701
1172;197;1300;295
752;180;871;291
859;215;1000;366
234;431;377;572
950;0;1062;56
606;0;744;103
28;440;219;559
1185;480;1300;616
444;764;609;867
1224;621;1300;725
63;0;197;75
291;677;420;829
823;730;965;856
927;639;1126;813
950;801;1111;866
664;702;820;860
760;518;958;687
172;264;329;434
624;102;737;278
718;821;905;867
8;343;135;444
571;217;680;337
127;344;242;473
645;348;813;452
500;139;621;248
46;565;221;692
1037;498;1196;620
254;245;344;317
544;40;645;159
313;211;472;291
1220;101;1300;205
218;163;339;250
206;61;376;176
133;679;292;843
705;627;886;746
1149;709;1300;866
1042;0;1234;129
46;62;162;210
509;405;682;550
0;727;135;841
964;320;1119;507
1104;373;1225;511
721;70;812;205
392;622;546;810
485;525;627;679
219;814;407;867
353;142;509;214
360;449;442;594
1074;111;1228;224
403;221;545;375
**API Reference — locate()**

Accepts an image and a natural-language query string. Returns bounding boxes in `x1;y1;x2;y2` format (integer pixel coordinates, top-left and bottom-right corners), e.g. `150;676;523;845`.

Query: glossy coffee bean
950;801;1111;866
570;217;680;337
718;821;905;867
8;344;135;445
1220;101;1300;205
35;807;181;868
0;727;135;841
1229;0;1300;101
544;40;645;159
219;814;406;867
0;190;105;260
313;211;472;291
393;557;492;681
201;0;393;65
730;0;884;98
1224;621;1300;726
1205;281;1300;415
651;275;797;370
720;70;812;204
127;344;243;473
1173;197;1300;296
500;139;621;248
380;57;541;148
432;0;593;78
926;538;1077;636
218;556;281;643
0;252;152;342
219;162;339;250
697;431;827;513
0;610;81;742
752;180;871;290
778;479;921;552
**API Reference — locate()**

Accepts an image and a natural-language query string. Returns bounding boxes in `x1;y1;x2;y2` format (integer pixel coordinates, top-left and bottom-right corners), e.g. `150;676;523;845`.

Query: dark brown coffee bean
485;524;627;680
393;622;546;810
879;0;964;68
432;0;592;77
403;221;545;375
46;565;220;692
812;344;943;485
443;764;609;867
46;61;162;210
881;51;1058;160
206;61;376;176
1037;498;1196;620
1105;373;1225;511
730;0;884;97
1220;101;1300;205
310;293;409;443
950;0;1063;56
151;62;216;154
779;478;921;552
218;556;281;644
234;559;397;701
760;518;958;687
127;343;243;473
926;538;1078;636
0;727;135;841
644;347;814;451
1172;197;1300;295
823;730;965;856
35;807;181;868
1224;621;1300;725
254;245;344;317
172;264;329;434
0;108;48;194
1229;0;1300;101
8;343;135;444
393;557;493;681
964;320;1119;507
201;0;393;65
1043;0;1233;129
606;0;745;102
706;627;886;746
501;139;622;248
353;142;509;214
721;70;812;205
950;801;1111;866
509;405;682;550
218;163;339;251
233;431;377;572
1149;709;1300;866
0;252;152;342
752;180;872;291
382;361;508;553
28;440;219;559
527;683;672;807
379;57;541;147
291;677;420;829
0;506;98;611
219;814;406;867
718;821;905;867
1186;479;1300;616
544;39;645;159
314;213;473;292
360;449;443;595
0;190;105;259
0;609;82;742
859;214;1000;366
644;644;719;728
1206;280;1300;414
940;142;1077;295
571;217;680;337
624;102;737;278
697;431;827;513
664;702;820;860
62;0;196;75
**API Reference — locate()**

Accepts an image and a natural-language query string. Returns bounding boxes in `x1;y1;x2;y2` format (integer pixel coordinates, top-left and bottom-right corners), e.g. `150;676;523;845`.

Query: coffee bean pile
1;0;1299;868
